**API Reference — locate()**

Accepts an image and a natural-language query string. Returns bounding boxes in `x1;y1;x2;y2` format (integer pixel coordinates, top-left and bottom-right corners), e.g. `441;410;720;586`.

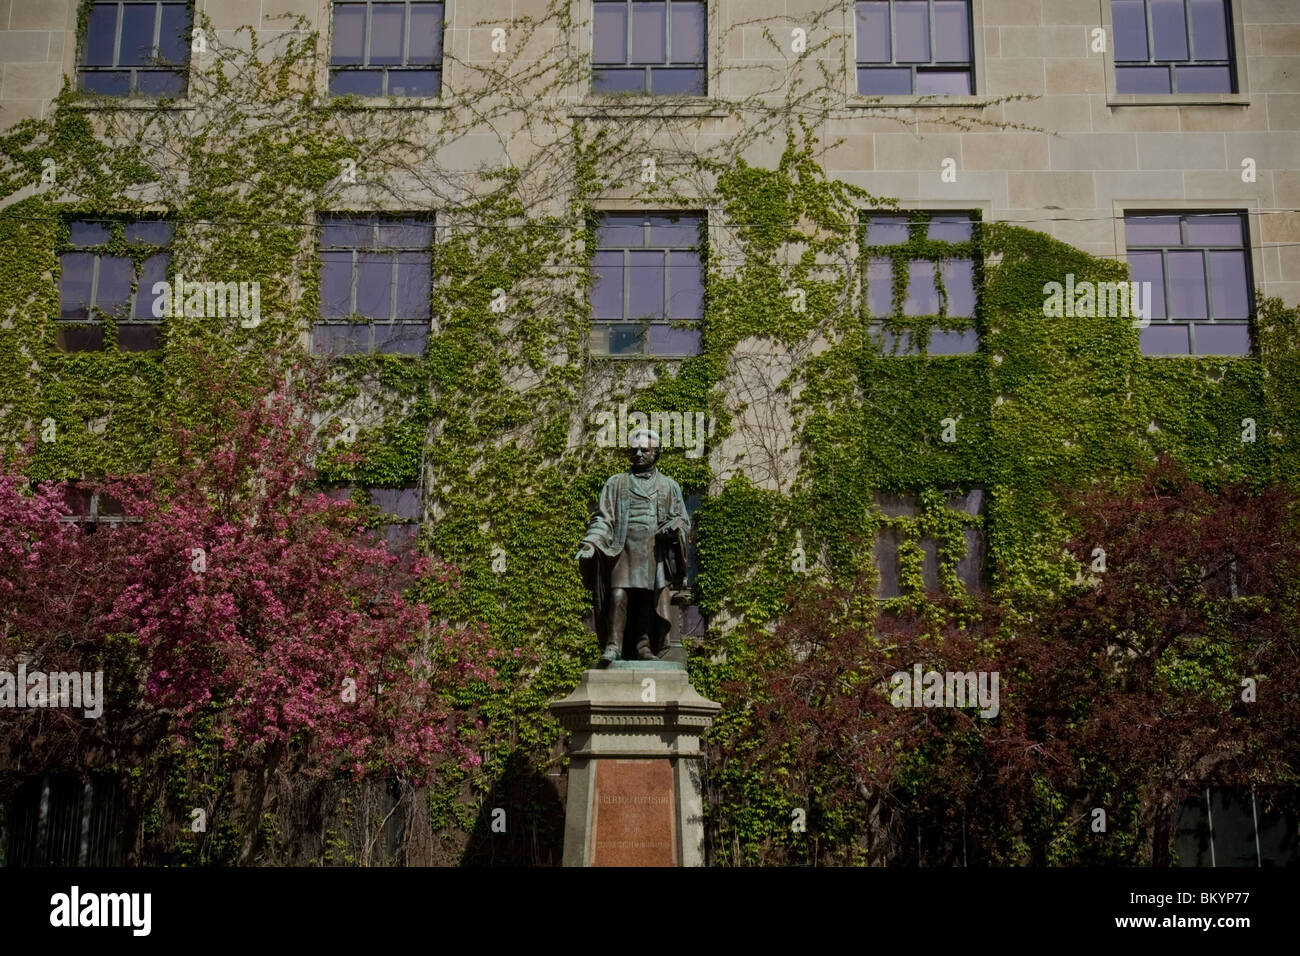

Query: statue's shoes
601;645;620;662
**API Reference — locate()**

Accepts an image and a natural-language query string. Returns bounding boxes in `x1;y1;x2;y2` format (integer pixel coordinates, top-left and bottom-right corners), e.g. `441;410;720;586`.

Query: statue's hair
628;428;661;448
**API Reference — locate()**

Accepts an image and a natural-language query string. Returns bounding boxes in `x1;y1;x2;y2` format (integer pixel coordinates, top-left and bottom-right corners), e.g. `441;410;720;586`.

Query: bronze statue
576;428;690;664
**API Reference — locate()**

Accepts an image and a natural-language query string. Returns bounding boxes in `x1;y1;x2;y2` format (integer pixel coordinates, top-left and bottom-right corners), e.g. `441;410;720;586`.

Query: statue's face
628;435;659;471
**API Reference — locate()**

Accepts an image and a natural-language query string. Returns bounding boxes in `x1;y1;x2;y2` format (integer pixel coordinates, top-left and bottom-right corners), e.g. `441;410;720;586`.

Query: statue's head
628;428;661;472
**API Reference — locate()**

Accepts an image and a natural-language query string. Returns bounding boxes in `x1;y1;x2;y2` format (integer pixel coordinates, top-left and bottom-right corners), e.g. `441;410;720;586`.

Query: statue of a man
576;429;690;664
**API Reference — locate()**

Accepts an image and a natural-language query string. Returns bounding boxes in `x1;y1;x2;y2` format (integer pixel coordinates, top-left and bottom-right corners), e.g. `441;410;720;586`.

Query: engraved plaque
590;758;677;866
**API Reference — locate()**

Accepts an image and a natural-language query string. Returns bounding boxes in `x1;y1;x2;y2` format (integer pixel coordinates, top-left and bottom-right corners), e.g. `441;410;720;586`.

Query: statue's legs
603;587;629;661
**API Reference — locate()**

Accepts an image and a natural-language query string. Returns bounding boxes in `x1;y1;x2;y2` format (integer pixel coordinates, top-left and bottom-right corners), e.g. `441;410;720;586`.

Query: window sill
572;97;730;119
325;95;448;110
845;94;989;110
1106;92;1250;107
70;96;194;111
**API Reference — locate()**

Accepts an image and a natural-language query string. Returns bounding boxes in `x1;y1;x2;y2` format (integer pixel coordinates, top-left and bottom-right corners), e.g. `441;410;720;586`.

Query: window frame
852;0;976;97
588;209;706;359
844;0;987;107
1103;0;1249;106
1110;0;1237;95
313;213;434;358
1122;209;1254;357
587;0;711;101
327;0;447;100
76;0;193;99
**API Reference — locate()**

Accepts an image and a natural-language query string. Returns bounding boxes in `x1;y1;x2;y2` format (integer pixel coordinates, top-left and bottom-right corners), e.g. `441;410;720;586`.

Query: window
1112;0;1235;94
78;1;191;97
1174;788;1300;866
1125;212;1252;356
592;0;706;95
55;484;140;532
590;212;704;357
855;1;973;95
329;1;444;97
314;215;433;356
370;486;421;555
873;489;985;597
862;211;979;355
57;219;173;352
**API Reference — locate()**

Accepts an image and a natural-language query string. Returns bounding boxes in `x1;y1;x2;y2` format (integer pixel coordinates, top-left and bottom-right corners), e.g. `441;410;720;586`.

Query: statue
576;429;691;664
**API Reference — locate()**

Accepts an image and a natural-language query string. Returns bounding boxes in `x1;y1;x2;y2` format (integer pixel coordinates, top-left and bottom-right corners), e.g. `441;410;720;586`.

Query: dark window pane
927;328;979;354
320;250;355;317
1194;322;1250;355
1190;0;1229;60
125;221;173;246
957;526;986;591
118;4;157;67
916;70;970;94
597;215;644;248
369;3;406;66
158;3;190;64
894;1;931;63
84;4;119;66
1116;65;1171;93
356;253;393;319
650;66;704;95
608;324;642;354
874;527;902;597
627;250;665;317
593;68;646;93
1151;0;1189;60
1209;250;1249;318
379;220;433;248
313;322;371;355
1175;65;1231;92
95;256;134;316
872;324;917;355
857;2;890;62
631;2;666;63
927;215;973;242
408;3;443;63
375;322;427;355
382;522;418;554
941;259;976;316
1112;0;1149;61
1127;250;1167;319
591;252;625;319
593;3;627;63
333;4;367;64
137;70;185;96
388;68;438;95
1125;214;1180;246
1184;212;1241;246
868;215;909;245
1140;323;1189;354
903;260;939;315
670;2;705;64
394;252;431;317
70;221;112;247
647;324;700;356
1167;250;1207;318
134;254;171;319
668;251;703;318
933;1;971;62
81;71;131;96
648;214;698;246
59;253;95;318
866;258;893;317
117;324;162;351
859;67;912;94
330;69;384;96
322;218;373;249
372;487;422;519
56;324;105;352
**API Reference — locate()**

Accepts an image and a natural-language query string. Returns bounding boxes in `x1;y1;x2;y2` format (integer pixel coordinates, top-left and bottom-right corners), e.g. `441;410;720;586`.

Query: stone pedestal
550;662;720;866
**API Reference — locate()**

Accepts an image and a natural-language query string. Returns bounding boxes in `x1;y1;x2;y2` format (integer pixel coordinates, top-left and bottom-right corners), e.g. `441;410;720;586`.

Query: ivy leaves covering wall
0;4;1296;864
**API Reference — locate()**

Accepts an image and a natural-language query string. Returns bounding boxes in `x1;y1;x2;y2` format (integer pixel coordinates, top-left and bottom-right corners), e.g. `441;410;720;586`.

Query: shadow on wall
460;750;566;866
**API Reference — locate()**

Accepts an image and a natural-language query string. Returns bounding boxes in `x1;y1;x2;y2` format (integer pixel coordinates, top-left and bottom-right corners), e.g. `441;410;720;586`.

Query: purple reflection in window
1175;65;1231;93
927;328;979;354
916;70;971;95
631;2;666;63
933;1;971;62
95;257;134;316
372;487;422;519
70;221;112;247
322;218;373;249
593;67;645;93
1150;0;1188;61
894;2;930;63
83;5;118;66
1194;323;1250;356
125;221;174;246
866;258;894;317
1184;213;1241;246
859;67;912;94
379;220;434;248
394;253;431;317
1140;323;1189;355
355;254;393;319
1127;250;1167;319
648;324;701;356
856;2;890;62
314;322;370;355
81;71;131;96
1125;214;1180;246
376;322;427;355
651;67;704;94
1166;250;1207;319
1116;66;1171;93
333;4;366;64
670;2;705;64
1112;0;1149;62
903;260;939;315
1190;0;1229;60
649;215;698;246
668;252;704;318
927;215;973;242
331;70;384;96
134;254;170;319
941;260;975;317
137;70;185;97
118;4;156;67
389;70;439;96
868;215;909;245
60;253;95;318
597;215;644;247
1208;251;1248;319
628;250;665;318
159;4;190;64
369;3;406;66
594;4;627;63
592;252;625;319
409;3;444;64
320;251;354;317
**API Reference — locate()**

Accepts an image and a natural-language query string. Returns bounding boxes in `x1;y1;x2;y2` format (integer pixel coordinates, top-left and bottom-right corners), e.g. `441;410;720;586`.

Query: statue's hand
576;542;596;560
